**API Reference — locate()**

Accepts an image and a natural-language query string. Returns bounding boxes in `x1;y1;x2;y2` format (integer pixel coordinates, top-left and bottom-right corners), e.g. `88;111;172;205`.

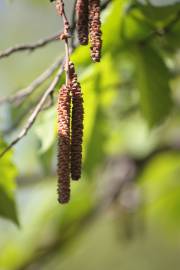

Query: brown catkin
69;62;84;180
89;0;102;62
76;0;89;45
57;85;71;203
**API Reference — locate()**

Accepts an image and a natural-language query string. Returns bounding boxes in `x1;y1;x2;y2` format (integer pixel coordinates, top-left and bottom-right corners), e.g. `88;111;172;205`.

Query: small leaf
134;45;172;127
34;107;56;154
136;0;180;21
0;139;19;225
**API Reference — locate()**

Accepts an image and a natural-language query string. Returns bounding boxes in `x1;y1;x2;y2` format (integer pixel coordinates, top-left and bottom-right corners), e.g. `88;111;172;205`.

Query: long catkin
57;85;71;203
69;62;84;181
89;0;102;62
76;0;89;45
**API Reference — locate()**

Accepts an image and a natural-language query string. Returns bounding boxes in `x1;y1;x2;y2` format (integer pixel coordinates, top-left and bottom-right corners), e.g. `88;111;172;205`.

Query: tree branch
56;0;71;84
0;57;63;105
0;33;59;60
0;64;64;158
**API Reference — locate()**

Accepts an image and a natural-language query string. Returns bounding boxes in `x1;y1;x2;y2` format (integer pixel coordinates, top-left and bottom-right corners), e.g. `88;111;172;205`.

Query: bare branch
0;64;64;159
70;0;77;49
0;33;59;60
56;0;71;84
0;57;63;105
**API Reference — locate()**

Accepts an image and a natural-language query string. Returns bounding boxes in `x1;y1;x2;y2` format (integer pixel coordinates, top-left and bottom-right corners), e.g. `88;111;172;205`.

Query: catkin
57;85;71;203
89;0;102;62
76;0;89;45
69;62;84;180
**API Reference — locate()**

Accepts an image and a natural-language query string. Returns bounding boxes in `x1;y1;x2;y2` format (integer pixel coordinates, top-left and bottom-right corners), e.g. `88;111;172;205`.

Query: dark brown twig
56;0;71;84
0;33;59;60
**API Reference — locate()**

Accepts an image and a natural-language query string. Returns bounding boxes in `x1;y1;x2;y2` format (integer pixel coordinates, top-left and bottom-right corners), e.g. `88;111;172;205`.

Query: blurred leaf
34;107;56;154
136;0;180;21
133;45;172;127
82;54;119;177
139;151;180;230
83;74;108;177
0;139;19;225
165;20;180;49
38;145;55;174
102;0;125;53
121;9;153;44
57;182;94;230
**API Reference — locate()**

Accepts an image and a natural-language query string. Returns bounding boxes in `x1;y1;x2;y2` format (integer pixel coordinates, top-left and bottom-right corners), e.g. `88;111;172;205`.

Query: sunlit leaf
139;152;180;230
133;45;172;127
121;9;153;44
0;139;19;225
34;107;56;154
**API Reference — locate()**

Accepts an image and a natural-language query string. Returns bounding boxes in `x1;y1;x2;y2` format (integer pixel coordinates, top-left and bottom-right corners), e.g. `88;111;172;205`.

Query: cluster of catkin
55;0;102;204
76;0;102;62
57;63;84;204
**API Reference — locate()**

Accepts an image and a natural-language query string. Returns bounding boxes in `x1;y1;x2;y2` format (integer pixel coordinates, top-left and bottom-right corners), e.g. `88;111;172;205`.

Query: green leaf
133;45;172;127
139;152;180;230
83;74;108;177
81;54;119;177
136;0;180;21
0;139;19;225
121;9;153;44
165;20;180;49
102;0;125;53
34;107;56;154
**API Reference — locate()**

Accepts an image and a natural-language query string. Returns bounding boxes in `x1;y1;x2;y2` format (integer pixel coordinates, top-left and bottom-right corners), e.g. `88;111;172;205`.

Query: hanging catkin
89;0;102;62
69;62;84;180
57;85;71;203
76;0;89;45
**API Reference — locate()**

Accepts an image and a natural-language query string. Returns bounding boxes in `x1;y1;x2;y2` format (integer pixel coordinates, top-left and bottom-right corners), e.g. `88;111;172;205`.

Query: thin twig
0;33;59;60
3;91;55;135
0;65;64;158
56;0;71;85
70;0;77;49
64;39;70;85
0;57;63;105
3;100;41;135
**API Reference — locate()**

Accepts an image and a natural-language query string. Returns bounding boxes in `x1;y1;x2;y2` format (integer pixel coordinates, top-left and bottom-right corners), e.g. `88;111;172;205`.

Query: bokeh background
0;0;180;269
